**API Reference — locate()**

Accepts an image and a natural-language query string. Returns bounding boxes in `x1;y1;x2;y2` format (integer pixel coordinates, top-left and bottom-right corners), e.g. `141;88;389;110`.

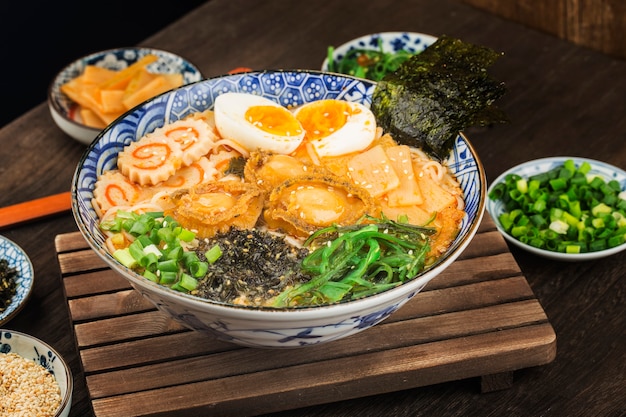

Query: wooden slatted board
55;214;556;417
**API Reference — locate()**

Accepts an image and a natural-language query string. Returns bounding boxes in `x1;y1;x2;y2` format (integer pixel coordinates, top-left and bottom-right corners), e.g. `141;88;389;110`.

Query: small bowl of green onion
486;157;626;261
322;32;437;81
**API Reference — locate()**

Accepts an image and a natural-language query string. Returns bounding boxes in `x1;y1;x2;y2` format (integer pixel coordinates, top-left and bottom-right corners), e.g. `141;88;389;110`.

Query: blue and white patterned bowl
0;329;73;417
321;31;437;75
72;70;485;348
48;47;203;146
487;156;626;261
0;235;34;326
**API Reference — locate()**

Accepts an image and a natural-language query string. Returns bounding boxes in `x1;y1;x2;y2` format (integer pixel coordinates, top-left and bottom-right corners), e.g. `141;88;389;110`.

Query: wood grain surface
55;215;556;417
2;0;625;416
458;0;626;59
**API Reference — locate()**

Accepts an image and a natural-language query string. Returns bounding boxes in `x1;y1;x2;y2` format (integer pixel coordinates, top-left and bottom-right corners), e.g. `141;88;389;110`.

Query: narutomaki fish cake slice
117;134;184;186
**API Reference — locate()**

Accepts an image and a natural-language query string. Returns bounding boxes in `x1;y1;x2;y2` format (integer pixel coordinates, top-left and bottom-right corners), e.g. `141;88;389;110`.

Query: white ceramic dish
48;47;203;146
486;156;626;261
72;70;485;348
0;235;34;326
0;329;73;417
321;31;437;77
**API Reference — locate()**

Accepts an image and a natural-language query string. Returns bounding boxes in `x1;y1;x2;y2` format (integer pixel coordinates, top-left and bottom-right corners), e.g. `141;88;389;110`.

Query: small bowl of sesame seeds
0;329;72;417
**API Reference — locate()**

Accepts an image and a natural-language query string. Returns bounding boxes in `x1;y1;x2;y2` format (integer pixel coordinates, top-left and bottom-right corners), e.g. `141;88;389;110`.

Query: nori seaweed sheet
371;35;508;160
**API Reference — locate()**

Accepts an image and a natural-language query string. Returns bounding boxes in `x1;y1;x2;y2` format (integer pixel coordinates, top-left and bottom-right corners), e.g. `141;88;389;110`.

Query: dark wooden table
1;0;624;416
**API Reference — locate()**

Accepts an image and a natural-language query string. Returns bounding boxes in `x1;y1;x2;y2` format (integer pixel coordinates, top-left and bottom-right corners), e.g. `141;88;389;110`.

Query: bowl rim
47;46;204;135
486;155;626;261
0;235;34;326
0;329;73;415
71;69;486;314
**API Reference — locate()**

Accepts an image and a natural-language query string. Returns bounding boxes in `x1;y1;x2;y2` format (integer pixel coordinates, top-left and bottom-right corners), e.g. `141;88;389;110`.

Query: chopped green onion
159;271;178;285
100;210;210;294
205;245;223;264
489;159;626;254
113;248;137;268
171;273;198;292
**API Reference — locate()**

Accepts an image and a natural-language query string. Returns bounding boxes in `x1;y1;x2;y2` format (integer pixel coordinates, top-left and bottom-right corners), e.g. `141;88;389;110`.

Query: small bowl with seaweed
322;32;437;81
0;235;34;326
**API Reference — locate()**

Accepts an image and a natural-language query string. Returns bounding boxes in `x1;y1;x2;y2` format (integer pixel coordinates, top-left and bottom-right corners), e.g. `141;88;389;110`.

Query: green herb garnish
489;159;626;253
272;215;436;307
326;38;416;81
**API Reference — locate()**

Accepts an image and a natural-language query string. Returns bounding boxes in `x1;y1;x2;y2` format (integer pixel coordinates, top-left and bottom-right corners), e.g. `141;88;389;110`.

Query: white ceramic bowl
0;329;73;417
321;31;437;78
48;47;203;146
0;235;34;326
72;70;485;348
487;156;626;261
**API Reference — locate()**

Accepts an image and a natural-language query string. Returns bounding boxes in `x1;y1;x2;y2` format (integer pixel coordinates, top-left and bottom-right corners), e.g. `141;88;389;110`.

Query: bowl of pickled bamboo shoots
73;50;501;348
48;47;203;145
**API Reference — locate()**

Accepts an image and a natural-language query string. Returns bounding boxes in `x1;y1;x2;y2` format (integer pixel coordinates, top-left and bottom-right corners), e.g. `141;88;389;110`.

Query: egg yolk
289;186;346;226
245;105;303;137
295;100;358;141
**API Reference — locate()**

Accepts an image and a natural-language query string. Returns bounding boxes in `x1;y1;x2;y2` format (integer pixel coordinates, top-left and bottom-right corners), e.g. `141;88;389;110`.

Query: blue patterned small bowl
321;31;437;76
48;47;203;146
72;70;485;348
0;235;34;326
0;329;73;417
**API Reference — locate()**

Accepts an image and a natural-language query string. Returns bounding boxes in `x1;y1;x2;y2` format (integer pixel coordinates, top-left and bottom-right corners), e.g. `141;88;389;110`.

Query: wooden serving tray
55;214;556;417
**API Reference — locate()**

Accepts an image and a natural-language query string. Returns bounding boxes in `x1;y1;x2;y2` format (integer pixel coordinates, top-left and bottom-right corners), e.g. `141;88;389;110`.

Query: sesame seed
0;352;62;416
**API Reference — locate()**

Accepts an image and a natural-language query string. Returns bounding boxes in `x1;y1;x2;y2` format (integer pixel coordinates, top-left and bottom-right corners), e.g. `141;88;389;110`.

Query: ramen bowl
71;70;485;348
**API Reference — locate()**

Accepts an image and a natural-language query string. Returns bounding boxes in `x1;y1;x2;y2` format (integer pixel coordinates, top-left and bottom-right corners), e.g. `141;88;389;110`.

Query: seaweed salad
371;35;508;160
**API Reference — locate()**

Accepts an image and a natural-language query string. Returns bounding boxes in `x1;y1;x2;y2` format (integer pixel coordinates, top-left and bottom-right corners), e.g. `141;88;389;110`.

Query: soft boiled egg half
214;93;305;154
213;93;378;157
293;99;377;157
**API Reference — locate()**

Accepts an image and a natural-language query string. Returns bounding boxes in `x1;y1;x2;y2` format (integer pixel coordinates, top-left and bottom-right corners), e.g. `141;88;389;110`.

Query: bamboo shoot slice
385;145;423;207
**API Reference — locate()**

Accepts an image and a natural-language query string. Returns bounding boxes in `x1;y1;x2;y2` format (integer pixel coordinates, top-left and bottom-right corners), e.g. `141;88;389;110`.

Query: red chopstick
0;192;72;229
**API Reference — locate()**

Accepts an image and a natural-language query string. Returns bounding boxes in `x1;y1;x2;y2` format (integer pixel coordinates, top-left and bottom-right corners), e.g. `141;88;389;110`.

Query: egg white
293;99;377;157
213;93;305;154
